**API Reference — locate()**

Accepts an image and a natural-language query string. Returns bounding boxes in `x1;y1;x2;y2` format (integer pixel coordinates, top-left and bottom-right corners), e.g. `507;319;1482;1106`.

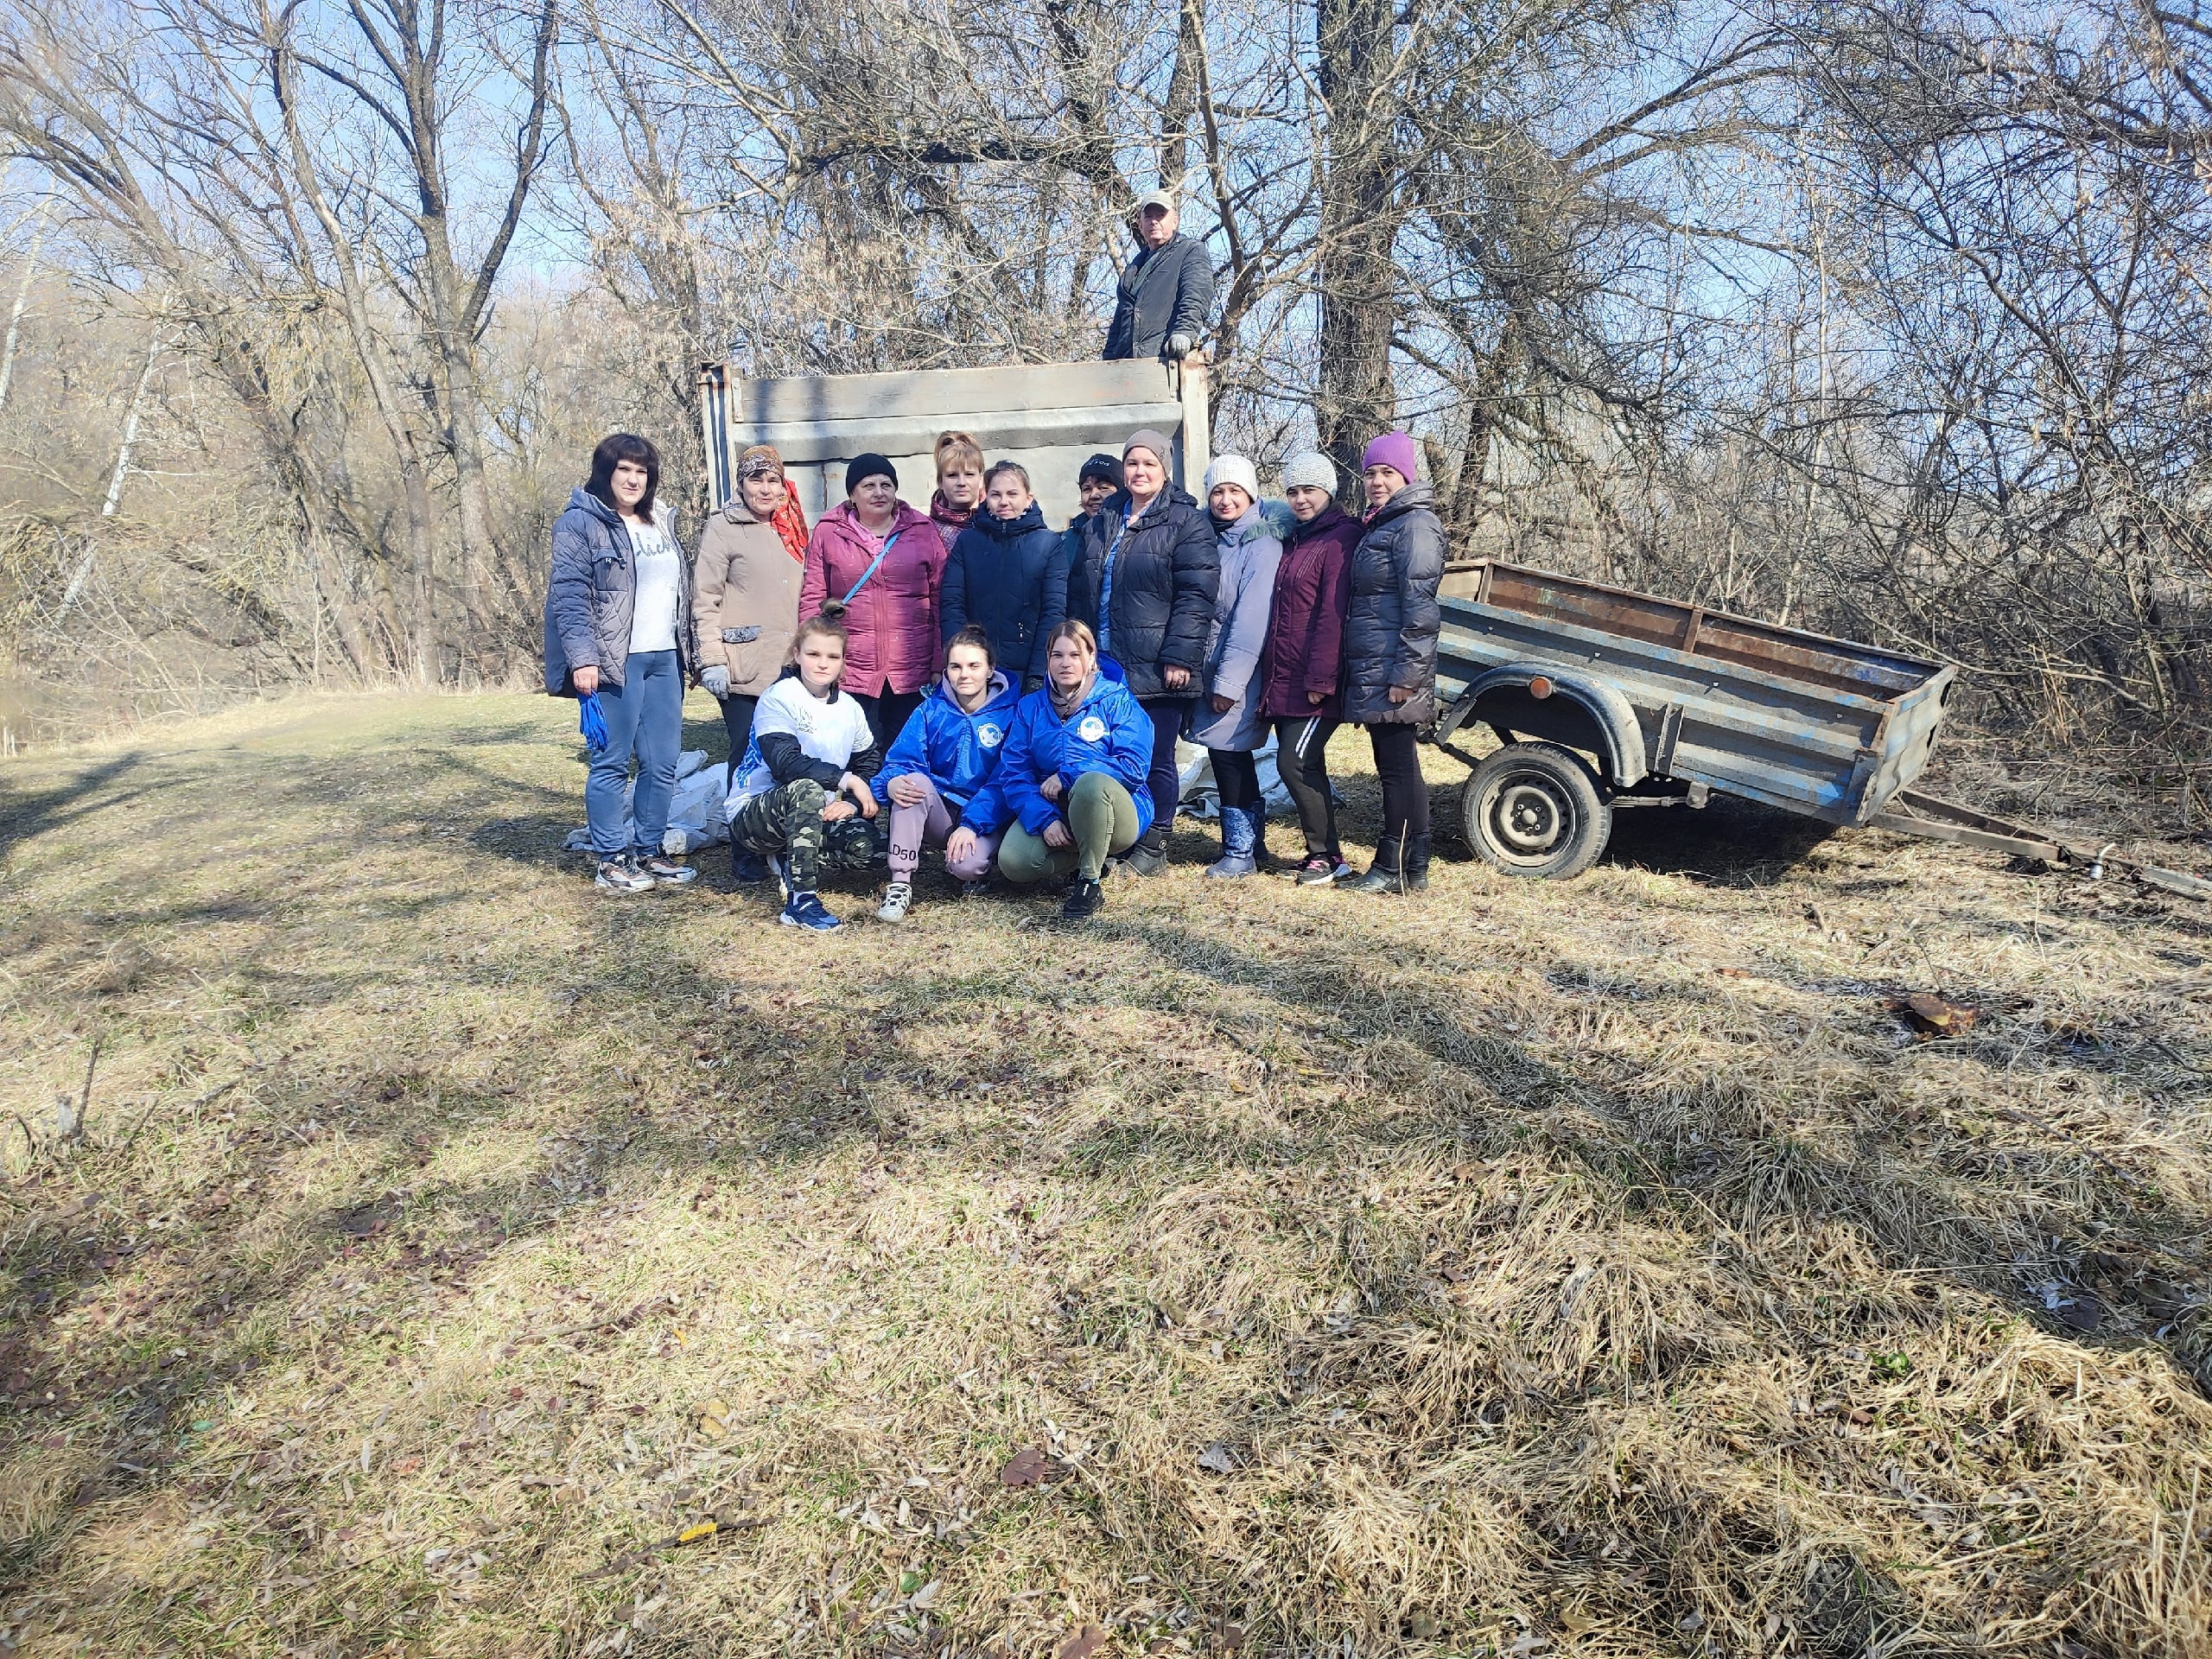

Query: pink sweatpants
887;775;998;880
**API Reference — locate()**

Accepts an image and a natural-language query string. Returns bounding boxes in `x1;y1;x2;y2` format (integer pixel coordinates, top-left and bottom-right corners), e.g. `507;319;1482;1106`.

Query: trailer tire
1463;741;1611;880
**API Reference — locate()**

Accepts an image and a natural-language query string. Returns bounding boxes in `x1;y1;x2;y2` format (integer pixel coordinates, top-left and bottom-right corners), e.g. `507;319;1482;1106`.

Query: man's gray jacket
1103;232;1215;361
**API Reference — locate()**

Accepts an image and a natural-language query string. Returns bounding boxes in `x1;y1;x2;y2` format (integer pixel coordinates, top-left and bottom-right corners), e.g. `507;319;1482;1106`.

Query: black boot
1121;831;1168;877
1340;835;1403;893
1402;834;1431;893
730;845;766;884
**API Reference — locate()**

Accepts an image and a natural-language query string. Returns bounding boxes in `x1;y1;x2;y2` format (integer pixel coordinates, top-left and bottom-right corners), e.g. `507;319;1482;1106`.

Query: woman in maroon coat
1260;451;1360;884
800;453;944;748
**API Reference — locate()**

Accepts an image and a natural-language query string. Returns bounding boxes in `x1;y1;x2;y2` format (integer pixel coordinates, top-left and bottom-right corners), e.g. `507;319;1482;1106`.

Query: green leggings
999;772;1143;883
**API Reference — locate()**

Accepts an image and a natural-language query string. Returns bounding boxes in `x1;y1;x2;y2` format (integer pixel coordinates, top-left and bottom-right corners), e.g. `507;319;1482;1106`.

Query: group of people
542;421;1444;931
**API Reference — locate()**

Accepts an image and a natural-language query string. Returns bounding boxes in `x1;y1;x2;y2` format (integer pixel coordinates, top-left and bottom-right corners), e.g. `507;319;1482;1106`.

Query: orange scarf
770;480;810;563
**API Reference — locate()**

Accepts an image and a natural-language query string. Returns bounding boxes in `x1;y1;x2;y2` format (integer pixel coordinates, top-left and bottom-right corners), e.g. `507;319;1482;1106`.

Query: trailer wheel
1463;741;1611;879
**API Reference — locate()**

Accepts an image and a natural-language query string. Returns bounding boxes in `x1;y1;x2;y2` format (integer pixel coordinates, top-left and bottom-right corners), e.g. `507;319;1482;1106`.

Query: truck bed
1437;561;1955;825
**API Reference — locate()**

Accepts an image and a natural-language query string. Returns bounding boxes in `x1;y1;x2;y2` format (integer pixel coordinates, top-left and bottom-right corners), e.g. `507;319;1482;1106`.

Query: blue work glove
578;691;609;753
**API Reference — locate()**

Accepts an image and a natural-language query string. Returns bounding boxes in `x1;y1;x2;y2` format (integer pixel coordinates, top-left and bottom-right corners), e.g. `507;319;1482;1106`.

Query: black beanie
1078;452;1123;490
845;453;897;494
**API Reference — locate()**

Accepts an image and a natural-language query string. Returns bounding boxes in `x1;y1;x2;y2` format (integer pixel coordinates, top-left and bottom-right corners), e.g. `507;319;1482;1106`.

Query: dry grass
0;690;2208;1659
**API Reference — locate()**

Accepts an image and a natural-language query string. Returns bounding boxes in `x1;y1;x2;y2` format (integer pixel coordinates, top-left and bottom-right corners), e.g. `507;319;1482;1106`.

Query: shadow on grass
3;700;2204;1655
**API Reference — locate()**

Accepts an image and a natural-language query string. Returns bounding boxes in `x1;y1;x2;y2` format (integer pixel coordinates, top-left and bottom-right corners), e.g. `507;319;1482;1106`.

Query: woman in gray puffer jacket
543;432;699;895
1185;454;1281;880
1339;430;1444;894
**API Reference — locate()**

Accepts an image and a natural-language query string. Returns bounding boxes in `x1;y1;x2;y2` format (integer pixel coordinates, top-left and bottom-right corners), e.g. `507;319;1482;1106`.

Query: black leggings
1209;749;1262;811
1366;721;1430;844
1273;715;1340;858
718;692;759;767
1137;696;1192;845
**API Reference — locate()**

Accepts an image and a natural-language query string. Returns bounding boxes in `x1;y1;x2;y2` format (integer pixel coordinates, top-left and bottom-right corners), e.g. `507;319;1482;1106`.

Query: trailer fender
1440;664;1649;788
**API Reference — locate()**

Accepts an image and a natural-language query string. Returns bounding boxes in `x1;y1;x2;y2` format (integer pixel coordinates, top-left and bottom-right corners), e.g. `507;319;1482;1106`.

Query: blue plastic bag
578;691;609;753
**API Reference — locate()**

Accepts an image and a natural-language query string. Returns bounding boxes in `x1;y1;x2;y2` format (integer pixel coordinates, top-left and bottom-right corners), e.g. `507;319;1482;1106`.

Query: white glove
1166;333;1194;360
701;664;730;698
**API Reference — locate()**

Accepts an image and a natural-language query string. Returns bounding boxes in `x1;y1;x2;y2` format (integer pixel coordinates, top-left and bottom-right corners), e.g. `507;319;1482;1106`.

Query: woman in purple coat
1258;452;1360;885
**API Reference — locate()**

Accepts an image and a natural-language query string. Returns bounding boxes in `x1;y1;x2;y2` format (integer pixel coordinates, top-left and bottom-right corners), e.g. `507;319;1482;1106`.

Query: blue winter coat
542;486;692;695
940;504;1070;683
876;670;1022;810
963;670;1157;841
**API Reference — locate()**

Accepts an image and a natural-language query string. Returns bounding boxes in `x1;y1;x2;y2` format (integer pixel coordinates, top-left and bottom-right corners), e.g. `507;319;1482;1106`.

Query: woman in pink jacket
800;453;944;747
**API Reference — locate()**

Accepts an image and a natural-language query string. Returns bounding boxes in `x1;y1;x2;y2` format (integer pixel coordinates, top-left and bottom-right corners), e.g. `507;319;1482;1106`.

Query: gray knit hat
1122;428;1173;467
1280;450;1338;494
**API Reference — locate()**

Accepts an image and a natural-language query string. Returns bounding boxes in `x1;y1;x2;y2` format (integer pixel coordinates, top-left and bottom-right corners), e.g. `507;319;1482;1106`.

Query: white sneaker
876;880;912;923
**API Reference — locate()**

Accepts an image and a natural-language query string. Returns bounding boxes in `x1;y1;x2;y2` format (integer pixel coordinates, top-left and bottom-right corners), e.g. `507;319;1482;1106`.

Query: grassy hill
0;691;2207;1657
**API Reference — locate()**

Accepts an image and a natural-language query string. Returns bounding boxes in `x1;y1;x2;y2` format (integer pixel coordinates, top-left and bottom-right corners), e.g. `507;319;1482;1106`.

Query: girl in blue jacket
939;461;1070;691
874;626;1022;921
953;620;1154;921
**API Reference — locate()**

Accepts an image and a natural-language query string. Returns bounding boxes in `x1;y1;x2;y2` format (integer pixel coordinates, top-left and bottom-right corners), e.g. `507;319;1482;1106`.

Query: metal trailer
1429;558;2212;897
695;357;1211;527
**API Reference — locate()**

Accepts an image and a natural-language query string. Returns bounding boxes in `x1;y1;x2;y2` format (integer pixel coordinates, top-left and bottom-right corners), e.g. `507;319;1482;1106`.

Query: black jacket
939;504;1071;683
1342;483;1446;725
1066;486;1221;699
1103;233;1216;361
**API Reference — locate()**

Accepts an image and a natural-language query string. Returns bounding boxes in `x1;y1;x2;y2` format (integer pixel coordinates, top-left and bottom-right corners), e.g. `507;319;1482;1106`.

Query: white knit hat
1203;454;1260;501
1279;450;1338;494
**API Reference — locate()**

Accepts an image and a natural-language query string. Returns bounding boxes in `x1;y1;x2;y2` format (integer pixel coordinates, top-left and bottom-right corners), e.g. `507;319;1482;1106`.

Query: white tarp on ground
563;750;731;856
1175;733;1295;820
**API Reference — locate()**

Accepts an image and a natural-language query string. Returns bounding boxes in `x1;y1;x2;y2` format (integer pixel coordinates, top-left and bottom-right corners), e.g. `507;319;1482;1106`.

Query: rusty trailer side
1436;561;1955;827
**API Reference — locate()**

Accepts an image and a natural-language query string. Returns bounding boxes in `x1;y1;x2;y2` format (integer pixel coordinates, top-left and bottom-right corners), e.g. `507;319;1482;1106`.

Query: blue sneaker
779;893;841;931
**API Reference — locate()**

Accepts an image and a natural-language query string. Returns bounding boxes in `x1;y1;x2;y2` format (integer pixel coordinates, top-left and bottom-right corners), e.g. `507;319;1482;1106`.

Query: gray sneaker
638;853;697;887
594;855;654;894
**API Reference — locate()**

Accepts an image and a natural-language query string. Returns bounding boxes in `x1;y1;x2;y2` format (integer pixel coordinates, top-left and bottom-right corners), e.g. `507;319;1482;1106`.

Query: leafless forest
0;0;2204;787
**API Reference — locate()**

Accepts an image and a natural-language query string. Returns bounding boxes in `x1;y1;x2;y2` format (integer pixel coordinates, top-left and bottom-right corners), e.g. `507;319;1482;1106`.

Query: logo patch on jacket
976;722;1004;748
1077;715;1107;742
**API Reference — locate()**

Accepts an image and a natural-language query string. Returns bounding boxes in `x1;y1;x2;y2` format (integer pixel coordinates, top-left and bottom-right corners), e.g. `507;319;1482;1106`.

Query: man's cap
1135;188;1176;214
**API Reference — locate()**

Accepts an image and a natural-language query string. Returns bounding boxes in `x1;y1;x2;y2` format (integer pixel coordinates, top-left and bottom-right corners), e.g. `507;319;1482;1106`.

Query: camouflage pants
731;779;880;893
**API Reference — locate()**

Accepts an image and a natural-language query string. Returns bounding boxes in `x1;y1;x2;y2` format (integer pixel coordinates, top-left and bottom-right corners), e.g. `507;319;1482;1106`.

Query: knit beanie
1279;450;1338;495
1360;430;1420;481
1078;452;1124;490
1122;429;1173;467
844;452;897;493
1203;454;1260;503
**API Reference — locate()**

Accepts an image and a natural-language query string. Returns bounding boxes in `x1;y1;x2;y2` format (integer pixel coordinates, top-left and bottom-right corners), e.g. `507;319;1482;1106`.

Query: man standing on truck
1103;189;1215;364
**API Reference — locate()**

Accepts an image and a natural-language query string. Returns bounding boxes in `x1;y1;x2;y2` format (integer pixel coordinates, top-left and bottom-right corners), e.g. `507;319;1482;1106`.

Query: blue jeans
586;650;683;857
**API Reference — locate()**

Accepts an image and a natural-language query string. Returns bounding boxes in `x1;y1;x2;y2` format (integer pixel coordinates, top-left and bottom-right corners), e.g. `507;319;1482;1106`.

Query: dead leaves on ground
1889;990;1978;1036
998;1445;1071;1487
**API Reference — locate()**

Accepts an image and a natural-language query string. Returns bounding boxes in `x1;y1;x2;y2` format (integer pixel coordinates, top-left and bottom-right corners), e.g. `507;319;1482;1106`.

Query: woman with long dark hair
543;432;698;894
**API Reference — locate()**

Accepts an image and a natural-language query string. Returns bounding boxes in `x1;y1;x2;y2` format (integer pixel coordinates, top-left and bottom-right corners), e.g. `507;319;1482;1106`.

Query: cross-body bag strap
841;528;902;606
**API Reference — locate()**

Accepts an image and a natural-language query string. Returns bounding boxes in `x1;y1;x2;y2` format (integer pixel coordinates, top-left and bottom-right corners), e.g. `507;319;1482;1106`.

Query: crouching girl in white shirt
725;617;882;931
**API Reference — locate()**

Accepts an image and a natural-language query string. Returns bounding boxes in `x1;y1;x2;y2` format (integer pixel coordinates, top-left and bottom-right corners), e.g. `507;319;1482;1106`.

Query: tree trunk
1313;0;1402;499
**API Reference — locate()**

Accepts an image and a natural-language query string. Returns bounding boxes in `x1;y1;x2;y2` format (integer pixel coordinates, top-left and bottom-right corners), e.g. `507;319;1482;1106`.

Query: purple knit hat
1360;430;1419;480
